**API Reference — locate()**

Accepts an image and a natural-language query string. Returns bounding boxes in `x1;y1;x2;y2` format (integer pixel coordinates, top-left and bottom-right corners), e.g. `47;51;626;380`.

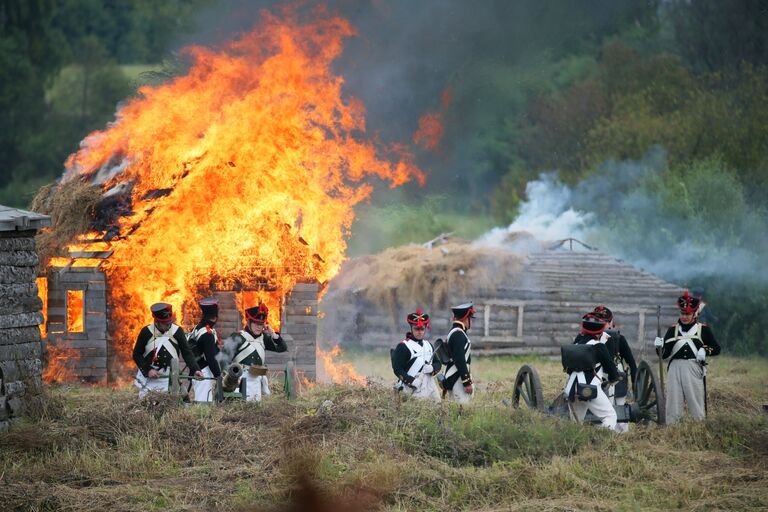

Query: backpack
432;337;452;365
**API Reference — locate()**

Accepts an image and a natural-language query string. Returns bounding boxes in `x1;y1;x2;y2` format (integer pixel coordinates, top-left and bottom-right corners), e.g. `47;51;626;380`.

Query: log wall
0;230;45;431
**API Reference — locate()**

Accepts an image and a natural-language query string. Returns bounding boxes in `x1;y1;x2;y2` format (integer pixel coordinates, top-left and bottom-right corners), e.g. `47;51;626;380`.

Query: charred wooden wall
0;231;45;431
274;282;318;381
46;266;108;381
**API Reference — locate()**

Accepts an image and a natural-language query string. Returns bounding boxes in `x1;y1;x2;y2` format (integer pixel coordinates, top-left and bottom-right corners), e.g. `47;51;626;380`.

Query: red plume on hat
245;303;269;324
581;312;606;335
593;305;613;323
406;308;430;329
677;290;700;314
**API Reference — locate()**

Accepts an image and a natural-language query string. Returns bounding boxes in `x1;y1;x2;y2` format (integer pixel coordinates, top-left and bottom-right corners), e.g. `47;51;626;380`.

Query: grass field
1;354;766;511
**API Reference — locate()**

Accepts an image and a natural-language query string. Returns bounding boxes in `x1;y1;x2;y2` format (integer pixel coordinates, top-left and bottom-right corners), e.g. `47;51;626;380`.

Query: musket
702;362;708;416
656;305;665;395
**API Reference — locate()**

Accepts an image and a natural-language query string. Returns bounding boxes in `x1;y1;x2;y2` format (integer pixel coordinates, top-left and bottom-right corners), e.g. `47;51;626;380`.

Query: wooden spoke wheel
512;364;544;411
633;360;666;425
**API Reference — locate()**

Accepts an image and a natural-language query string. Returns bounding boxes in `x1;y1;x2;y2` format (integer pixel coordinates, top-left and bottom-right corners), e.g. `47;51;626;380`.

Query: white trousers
666;359;706;424
567;376;618;430
448;377;474;404
193;366;215;402
134;368;169;398
242;373;270;402
404;373;441;403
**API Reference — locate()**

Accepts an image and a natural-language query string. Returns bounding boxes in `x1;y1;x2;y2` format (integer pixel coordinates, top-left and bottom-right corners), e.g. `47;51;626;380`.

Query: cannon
512;358;666;426
166;360;247;402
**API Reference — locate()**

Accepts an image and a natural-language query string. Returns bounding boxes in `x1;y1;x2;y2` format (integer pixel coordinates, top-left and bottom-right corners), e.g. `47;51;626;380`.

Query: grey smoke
174;0;651;201
483;147;768;285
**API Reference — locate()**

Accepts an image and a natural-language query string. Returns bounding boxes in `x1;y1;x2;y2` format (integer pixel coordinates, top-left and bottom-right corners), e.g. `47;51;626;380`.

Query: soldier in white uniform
132;303;202;398
224;304;287;402
593;305;637;433
391;309;442;402
187;298;222;402
655;291;721;423
441;303;475;404
563;312;622;430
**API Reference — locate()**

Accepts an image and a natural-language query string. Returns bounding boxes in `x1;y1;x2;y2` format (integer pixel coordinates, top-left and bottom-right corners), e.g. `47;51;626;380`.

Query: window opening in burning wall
36;277;48;338
66;290;85;333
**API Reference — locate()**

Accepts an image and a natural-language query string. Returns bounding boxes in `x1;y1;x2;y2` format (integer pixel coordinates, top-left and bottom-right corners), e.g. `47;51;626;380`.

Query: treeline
0;0;208;206
482;0;768;355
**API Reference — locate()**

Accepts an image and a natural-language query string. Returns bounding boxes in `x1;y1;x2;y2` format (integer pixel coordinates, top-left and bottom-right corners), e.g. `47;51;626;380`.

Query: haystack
330;236;527;310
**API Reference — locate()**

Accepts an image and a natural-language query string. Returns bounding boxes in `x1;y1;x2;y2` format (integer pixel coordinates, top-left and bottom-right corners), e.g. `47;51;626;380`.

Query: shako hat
677;291;700;314
581;312;606;335
245;303;269;324
151;302;173;322
406;308;430;329
593;305;613;323
199;297;219;317
451;302;475;321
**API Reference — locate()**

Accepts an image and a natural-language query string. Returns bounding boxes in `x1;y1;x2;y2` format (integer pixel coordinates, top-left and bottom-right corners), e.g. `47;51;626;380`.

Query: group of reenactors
133;289;721;426
391;290;721;429
390;302;476;404
132;298;286;402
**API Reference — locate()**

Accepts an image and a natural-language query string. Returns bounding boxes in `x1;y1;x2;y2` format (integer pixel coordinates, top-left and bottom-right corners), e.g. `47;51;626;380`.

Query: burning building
42;235;320;382
32;9;423;382
0;205;50;430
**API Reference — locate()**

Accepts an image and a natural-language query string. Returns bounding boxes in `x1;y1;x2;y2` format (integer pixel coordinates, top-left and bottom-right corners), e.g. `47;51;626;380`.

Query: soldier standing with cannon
133;303;202;398
655;291;721;423
593;305;637;432
563;312;622;430
225;303;287;402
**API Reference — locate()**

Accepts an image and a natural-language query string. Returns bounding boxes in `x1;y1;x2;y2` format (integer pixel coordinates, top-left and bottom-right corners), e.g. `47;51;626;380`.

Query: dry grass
29;178;101;266
0;355;766;511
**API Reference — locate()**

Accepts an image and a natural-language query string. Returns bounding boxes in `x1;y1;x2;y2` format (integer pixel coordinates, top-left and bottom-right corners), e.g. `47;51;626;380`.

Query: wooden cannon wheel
512;364;545;411
632;360;667;425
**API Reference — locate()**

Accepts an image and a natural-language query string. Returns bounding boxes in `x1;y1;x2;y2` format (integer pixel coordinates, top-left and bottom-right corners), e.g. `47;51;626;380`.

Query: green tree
667;0;768;72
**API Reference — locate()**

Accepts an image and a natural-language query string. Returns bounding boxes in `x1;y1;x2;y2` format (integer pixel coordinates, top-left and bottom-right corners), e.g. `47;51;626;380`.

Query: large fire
58;7;424;372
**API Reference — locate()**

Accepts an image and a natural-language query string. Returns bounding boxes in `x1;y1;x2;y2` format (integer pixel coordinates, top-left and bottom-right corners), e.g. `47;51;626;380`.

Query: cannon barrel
222;363;244;392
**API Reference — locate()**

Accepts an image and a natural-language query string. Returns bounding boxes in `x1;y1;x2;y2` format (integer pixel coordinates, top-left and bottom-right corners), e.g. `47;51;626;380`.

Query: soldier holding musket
655;291;721;423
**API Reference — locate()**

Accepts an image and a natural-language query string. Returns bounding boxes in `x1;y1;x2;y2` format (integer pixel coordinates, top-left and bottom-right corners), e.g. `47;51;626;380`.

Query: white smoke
475;172;592;249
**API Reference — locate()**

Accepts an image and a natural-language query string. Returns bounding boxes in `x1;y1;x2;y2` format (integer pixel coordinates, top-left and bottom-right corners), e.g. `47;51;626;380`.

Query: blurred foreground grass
0;354;765;511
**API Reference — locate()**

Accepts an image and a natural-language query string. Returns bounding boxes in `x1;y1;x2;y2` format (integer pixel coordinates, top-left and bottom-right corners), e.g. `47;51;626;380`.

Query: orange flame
59;7;424;373
317;345;365;385
42;344;79;384
36;277;48;338
413;112;444;151
66;290;84;333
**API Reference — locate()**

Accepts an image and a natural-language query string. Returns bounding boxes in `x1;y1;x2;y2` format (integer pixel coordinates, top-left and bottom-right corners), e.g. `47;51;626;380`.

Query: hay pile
29;179;101;266
329;235;534;308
